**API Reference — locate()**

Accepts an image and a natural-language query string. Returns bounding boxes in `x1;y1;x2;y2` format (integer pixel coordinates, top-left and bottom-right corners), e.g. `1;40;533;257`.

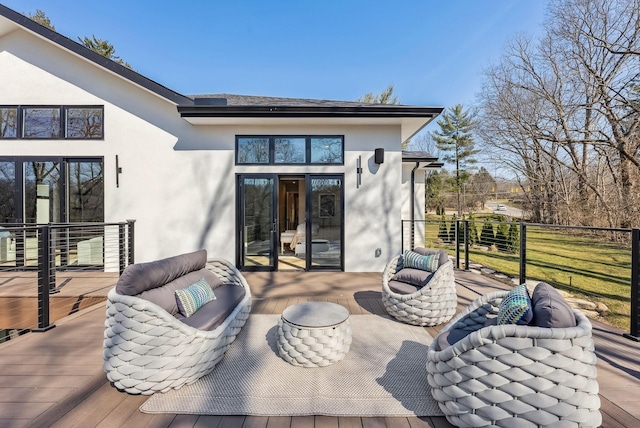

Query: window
275;137;306;163
0;107;18;138
0;105;104;140
236;135;343;165
23;107;61;138
65;107;104;139
237;137;270;163
311;137;343;164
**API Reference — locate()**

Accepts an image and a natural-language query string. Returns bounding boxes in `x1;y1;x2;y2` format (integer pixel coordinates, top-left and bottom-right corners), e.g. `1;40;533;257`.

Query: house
0;4;443;272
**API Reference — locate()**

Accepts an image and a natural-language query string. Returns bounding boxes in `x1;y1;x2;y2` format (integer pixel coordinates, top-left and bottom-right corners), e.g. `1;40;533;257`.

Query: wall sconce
116;155;123;188
356;155;363;188
374;148;384;164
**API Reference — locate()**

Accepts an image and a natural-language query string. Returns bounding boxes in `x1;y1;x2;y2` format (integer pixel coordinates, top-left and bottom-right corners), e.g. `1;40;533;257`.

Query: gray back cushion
412;247;449;267
531;282;577;328
116;250;207;296
138;268;223;315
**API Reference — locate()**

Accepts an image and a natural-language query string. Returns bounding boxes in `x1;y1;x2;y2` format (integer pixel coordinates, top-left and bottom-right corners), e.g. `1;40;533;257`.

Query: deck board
0;269;637;427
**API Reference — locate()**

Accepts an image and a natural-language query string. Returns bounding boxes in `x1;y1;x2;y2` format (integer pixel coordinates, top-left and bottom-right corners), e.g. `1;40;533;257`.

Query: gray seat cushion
392;268;433;288
116;250;207;296
388;280;421;295
176;284;246;331
531;282;577;328
437;317;498;350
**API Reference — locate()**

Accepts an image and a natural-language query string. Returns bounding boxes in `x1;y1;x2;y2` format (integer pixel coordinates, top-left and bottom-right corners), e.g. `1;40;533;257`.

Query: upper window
0;105;104;140
236;135;343;165
0;107;18;138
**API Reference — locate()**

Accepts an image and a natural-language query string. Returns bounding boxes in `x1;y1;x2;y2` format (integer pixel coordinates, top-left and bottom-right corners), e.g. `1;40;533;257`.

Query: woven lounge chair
103;255;251;395
381;249;457;326
427;290;601;428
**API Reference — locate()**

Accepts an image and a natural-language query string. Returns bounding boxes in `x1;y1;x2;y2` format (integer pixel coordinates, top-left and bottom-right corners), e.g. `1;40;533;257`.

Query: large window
0;157;104;223
236;135;343;165
0;106;104;140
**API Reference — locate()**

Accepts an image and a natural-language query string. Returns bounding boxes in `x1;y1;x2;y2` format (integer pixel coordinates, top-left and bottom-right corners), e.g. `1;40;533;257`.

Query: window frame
0;105;104;140
235;135;344;165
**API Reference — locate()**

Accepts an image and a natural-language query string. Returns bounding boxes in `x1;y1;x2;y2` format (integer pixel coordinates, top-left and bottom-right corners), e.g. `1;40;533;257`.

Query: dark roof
402;151;438;161
190;93;423;108
0;4;193;105
180;94;443;119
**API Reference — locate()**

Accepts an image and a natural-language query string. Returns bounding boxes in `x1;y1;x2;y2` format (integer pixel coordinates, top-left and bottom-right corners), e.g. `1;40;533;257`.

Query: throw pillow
403;250;440;272
175;277;216;317
531;282;577;328
497;284;533;325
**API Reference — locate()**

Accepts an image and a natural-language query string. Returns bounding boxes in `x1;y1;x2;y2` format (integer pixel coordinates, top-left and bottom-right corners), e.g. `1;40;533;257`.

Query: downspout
410;162;419;249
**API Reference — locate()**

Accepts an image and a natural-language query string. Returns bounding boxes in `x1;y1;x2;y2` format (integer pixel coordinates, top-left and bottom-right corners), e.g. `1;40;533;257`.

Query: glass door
308;176;343;270
237;175;277;271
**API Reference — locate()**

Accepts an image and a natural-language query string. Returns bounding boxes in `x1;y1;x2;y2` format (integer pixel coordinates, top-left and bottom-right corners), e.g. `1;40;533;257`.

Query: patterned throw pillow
403;250;440;272
175;277;216;317
497;284;533;325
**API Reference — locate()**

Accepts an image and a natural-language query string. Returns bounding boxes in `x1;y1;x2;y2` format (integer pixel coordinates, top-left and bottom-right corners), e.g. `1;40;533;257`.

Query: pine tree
468;212;478;245
480;221;495;246
438;213;449;242
430;104;479;217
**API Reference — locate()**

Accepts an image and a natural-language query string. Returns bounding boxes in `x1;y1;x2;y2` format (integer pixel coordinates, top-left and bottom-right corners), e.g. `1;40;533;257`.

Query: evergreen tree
507;222;520;253
78;35;133;69
468;212;478;245
480;221;495;246
28;9;55;30
431;104;479;216
495;218;509;251
438;213;450;242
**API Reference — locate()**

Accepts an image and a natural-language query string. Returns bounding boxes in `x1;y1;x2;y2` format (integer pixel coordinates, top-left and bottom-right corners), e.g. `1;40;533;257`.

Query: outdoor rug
141;314;444;417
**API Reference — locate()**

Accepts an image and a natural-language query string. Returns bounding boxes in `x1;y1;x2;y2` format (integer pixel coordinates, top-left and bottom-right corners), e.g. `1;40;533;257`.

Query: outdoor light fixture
356;155;363;188
116;155;123;188
374;148;384;164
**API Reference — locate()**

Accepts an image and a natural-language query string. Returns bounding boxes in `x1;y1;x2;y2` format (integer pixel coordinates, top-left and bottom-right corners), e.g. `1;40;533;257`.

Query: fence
402;219;640;341
0;221;135;343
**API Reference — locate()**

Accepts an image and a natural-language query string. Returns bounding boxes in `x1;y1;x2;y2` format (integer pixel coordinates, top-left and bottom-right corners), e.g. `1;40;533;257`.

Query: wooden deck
0;269;638;427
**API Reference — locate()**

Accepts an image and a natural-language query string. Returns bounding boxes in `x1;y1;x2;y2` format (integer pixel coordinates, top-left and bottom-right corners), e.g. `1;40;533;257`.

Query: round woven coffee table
276;301;352;368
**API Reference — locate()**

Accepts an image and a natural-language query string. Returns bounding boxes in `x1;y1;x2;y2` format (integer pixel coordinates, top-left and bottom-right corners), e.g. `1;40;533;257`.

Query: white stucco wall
1;28;410;272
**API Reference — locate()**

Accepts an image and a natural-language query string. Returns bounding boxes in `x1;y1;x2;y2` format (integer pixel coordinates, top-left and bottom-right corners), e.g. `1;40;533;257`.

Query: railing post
519;223;527;285
127;219;136;266
455;220;460;269
118;223;126;275
624;228;640;341
464;220;470;271
33;225;55;333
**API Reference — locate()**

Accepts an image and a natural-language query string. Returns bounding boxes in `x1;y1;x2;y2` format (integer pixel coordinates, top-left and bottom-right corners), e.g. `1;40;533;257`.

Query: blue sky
3;0;547;129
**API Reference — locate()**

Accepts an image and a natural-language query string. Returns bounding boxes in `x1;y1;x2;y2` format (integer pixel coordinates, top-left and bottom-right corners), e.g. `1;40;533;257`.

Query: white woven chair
381;255;457;326
103;258;251;395
427;291;601;428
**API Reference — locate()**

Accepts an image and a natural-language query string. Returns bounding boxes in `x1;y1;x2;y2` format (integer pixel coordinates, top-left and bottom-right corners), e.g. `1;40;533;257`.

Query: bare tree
477;0;640;227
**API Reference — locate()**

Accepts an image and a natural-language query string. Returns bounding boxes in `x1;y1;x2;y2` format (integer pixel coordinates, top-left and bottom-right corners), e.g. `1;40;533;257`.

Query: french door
237;173;343;272
237;175;277;271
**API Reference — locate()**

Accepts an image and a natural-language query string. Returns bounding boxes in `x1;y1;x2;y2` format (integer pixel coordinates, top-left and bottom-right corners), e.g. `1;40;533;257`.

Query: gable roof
0;5;444;142
0;4;193;105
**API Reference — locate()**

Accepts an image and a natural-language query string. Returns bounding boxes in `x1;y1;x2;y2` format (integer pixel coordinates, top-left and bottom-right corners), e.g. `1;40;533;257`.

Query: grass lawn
422;220;633;331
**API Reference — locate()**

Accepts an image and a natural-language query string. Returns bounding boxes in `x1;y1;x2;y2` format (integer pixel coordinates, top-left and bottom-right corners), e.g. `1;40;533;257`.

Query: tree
28;9;55;30
78;35;132;69
437;213;450;242
357;84;399;105
477;0;640;228
426;170;448;214
431;104;479;216
469;167;496;210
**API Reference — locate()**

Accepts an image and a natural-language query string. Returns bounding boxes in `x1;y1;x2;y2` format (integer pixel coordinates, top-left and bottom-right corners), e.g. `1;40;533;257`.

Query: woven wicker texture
276;315;352;367
427;291;601;428
103;259;252;395
382;256;457;326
